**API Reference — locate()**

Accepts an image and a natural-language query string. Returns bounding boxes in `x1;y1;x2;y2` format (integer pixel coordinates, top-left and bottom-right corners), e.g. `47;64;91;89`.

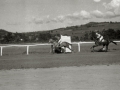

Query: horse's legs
91;44;98;52
105;45;108;52
66;45;74;53
91;45;94;52
63;44;73;52
67;46;72;51
52;47;55;54
63;47;66;53
92;45;95;52
50;45;54;53
61;47;65;53
60;42;73;53
62;46;72;53
101;44;105;50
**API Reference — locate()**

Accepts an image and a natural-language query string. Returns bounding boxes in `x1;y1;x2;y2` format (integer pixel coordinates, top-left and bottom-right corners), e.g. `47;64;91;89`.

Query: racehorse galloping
91;39;117;52
49;39;73;53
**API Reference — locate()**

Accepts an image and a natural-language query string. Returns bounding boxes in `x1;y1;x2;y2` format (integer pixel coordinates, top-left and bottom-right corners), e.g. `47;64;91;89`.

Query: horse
49;39;63;53
91;37;117;52
49;39;73;53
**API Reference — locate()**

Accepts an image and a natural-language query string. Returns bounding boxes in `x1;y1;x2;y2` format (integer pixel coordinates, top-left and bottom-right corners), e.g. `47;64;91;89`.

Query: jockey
95;30;104;42
58;38;62;45
55;35;62;47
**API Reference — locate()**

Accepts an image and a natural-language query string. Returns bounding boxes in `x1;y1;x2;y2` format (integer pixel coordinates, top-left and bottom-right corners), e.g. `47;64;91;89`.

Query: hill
0;22;120;36
49;22;120;37
0;22;120;43
0;29;10;35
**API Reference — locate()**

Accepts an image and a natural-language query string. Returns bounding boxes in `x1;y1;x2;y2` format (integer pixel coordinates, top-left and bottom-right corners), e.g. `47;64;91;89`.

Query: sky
0;0;120;32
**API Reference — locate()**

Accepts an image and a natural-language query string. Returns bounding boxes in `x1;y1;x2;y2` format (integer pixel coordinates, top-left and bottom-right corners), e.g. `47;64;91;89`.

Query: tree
116;30;120;39
105;29;116;39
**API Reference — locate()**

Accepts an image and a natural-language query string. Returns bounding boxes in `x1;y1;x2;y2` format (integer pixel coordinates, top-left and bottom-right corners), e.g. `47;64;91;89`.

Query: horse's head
49;39;58;46
49;39;54;43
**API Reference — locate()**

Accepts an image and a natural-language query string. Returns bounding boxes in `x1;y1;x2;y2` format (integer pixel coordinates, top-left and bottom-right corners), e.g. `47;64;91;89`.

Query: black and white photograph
0;0;120;90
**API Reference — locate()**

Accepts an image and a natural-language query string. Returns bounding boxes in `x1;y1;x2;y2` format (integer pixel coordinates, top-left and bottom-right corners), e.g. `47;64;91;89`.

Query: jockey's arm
57;39;62;46
96;33;100;41
58;39;62;44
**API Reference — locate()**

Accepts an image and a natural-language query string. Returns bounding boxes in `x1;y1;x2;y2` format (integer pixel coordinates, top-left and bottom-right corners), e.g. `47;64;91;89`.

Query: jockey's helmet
55;35;60;40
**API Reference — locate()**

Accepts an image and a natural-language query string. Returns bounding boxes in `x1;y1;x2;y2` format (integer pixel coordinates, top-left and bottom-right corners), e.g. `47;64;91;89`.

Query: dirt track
0;65;120;90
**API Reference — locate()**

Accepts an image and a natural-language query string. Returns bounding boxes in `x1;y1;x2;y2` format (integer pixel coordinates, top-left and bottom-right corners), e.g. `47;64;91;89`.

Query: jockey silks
95;32;104;42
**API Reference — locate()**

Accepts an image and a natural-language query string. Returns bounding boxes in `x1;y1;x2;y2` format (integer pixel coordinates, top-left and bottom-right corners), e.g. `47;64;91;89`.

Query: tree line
0;29;120;44
80;29;120;41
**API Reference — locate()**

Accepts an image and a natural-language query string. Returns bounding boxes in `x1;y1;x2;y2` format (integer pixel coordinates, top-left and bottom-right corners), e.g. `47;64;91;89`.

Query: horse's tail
110;41;117;45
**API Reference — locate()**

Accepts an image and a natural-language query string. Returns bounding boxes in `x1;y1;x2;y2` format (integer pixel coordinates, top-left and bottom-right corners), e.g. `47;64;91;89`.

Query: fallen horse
49;39;72;53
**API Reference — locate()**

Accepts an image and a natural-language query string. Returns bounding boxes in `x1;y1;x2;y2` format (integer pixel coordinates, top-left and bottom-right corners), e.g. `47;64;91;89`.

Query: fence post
27;46;29;55
1;47;3;56
78;42;81;52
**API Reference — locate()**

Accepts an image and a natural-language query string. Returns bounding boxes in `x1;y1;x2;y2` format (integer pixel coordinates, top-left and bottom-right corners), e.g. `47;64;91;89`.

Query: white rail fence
0;43;52;56
0;42;81;56
1;41;120;56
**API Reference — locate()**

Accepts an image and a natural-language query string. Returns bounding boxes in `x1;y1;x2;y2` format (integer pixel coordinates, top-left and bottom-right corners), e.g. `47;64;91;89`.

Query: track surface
0;65;120;90
0;51;120;70
0;43;120;90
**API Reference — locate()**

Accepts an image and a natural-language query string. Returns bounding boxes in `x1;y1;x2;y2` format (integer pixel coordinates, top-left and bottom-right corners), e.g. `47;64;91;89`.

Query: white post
1;47;3;56
27;46;29;55
78;42;81;52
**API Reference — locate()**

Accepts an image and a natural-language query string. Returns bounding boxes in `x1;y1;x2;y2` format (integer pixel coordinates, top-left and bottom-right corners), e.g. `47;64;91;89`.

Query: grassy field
0;42;120;70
